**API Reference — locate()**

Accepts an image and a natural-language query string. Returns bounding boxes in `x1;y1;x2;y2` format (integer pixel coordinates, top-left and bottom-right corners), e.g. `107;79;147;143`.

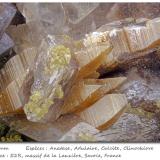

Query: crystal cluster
24;42;76;122
1;3;160;142
0;4;16;68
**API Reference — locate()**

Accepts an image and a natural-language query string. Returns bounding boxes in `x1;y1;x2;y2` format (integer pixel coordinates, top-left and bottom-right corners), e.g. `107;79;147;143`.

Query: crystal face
0;33;14;69
1;3;160;142
24;43;74;122
0;4;16;38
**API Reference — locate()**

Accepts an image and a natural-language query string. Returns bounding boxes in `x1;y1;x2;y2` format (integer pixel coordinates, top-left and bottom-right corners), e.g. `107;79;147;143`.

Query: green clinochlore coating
45;45;71;75
24;91;54;120
0;122;9;137
0;127;23;142
1;134;22;142
77;132;96;141
55;84;64;99
24;45;71;121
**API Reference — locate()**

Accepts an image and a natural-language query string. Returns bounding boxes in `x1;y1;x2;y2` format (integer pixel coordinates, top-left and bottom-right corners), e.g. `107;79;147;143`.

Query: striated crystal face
24;42;75;122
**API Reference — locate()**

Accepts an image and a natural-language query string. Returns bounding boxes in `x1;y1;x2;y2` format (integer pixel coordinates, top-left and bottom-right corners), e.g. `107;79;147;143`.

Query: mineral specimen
1;3;160;143
59;122;100;141
79;94;128;130
62;77;126;114
0;4;16;38
0;33;14;69
24;40;78;122
75;42;112;79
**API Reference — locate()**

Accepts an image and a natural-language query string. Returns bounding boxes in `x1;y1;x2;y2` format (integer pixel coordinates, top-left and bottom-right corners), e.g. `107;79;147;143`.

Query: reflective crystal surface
0;33;14;68
0;4;16;38
1;3;160;142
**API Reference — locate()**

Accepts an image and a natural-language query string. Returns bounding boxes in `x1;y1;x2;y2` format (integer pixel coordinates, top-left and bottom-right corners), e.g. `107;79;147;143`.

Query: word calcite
73;145;120;150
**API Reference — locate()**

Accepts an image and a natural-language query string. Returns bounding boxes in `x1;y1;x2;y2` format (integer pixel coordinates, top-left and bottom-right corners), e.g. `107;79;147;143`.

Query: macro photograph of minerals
0;3;160;142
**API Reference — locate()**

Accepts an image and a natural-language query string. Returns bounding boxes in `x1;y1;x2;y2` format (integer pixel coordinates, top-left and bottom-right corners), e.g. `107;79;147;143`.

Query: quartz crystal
17;3;99;39
61;3;98;24
0;33;14;69
6;22;44;52
0;4;16;38
17;3;68;35
1;3;160;143
24;36;78;122
1;114;83;141
59;122;100;141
